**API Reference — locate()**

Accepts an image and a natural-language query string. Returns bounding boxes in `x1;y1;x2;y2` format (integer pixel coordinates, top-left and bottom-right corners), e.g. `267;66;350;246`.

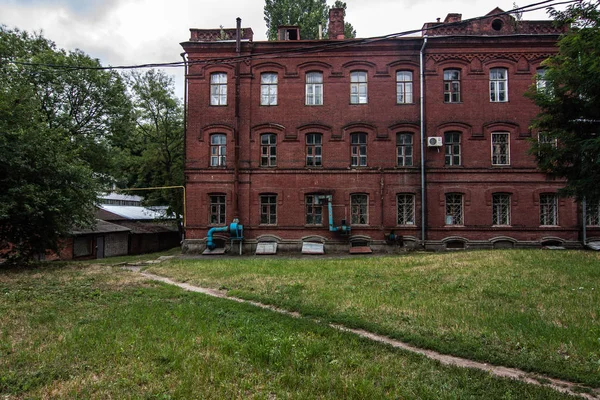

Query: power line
2;0;576;72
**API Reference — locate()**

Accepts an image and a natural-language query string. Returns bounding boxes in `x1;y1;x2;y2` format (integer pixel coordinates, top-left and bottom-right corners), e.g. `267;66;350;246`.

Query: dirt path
138;270;599;400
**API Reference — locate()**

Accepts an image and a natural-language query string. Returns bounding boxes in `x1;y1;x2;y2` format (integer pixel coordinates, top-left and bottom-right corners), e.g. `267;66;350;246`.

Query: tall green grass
0;263;576;398
147;250;600;387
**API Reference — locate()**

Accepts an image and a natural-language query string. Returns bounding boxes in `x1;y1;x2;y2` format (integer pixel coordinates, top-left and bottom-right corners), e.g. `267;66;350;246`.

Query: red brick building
180;7;593;253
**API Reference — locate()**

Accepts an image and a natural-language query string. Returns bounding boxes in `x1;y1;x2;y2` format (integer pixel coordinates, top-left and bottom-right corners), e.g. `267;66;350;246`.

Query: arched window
350;133;367;166
306;133;322;166
260;134;277;167
260;72;278;106
210;134;226;167
305;72;323;105
490;68;508;102
210;72;227;105
350;71;367;104
443;69;461;103
396;71;413;104
396;133;413;166
444;132;461;166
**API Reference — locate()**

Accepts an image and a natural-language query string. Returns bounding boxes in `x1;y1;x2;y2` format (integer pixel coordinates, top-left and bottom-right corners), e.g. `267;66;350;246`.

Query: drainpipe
180;52;188;233
583;197;587;246
233;17;241;219
419;36;428;247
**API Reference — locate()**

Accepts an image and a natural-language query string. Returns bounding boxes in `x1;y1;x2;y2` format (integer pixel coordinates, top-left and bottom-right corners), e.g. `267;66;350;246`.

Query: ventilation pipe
206;219;244;250
315;195;351;234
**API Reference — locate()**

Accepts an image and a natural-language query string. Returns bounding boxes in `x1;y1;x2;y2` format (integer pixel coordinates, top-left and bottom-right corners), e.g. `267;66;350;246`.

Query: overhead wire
2;0;577;72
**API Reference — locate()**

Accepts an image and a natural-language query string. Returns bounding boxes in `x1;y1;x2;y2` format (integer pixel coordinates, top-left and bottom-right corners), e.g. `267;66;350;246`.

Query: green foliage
0;26;132;261
119;70;184;217
528;1;600;202
264;0;356;40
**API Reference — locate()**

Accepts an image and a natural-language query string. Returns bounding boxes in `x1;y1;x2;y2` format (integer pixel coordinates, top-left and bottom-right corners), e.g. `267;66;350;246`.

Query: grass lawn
0;262;579;399
146;250;600;388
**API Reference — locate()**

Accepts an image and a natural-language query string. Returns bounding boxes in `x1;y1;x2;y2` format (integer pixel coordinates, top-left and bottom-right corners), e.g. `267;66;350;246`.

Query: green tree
264;0;356;40
0;26;132;261
528;1;600;202
0;26;133;182
121;70;184;219
0;35;98;262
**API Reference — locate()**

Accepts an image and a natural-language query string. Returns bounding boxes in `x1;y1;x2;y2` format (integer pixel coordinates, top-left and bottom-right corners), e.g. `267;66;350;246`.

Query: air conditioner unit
427;137;443;147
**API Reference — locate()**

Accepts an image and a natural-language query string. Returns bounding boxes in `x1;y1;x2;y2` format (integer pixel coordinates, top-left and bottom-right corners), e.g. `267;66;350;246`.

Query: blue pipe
315;195;351;234
207;226;229;250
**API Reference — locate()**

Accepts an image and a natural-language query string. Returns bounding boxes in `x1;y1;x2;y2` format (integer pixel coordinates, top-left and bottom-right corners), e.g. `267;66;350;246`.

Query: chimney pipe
328;8;345;40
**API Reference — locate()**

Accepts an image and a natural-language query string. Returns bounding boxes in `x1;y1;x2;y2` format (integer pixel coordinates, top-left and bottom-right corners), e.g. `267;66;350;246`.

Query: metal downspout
180;52;188;233
233;17;241;219
420;37;428;246
583;197;587;245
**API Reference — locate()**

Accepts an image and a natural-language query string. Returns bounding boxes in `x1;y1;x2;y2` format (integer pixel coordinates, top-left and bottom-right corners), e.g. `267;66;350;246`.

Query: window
209;195;226;225
210;134;226;167
443;69;461;103
305;72;323;105
305;195;323;225
260;195;277;225
397;194;415;225
351;194;368;225
444;132;461;166
396;71;413;104
396;133;413;166
260;72;278;106
260;134;277;167
445;193;463;225
490;68;508;102
491;132;510;165
540;194;558;226
306;133;322;167
536;68;548;93
210;72;227;105
538;132;557;148
587;200;600;226
351;133;367;167
350;71;367;104
492;193;511;226
73;237;93;257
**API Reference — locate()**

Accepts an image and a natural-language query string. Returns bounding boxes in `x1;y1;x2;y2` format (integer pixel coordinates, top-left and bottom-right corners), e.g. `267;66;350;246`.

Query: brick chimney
328;8;345;40
444;13;462;23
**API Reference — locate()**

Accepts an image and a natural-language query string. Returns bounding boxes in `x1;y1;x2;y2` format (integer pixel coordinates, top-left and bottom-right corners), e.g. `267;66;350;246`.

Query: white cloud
1;0;560;99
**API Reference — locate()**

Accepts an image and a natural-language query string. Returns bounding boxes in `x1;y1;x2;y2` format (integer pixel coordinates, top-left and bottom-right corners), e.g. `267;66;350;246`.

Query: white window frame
210;72;227;106
490;68;508;102
260;72;278;106
443;69;461;103
397;194;415;225
540;194;558;226
305;72;323;106
396;71;413;104
209;194;226;225
492;193;511;226
350;71;368;104
445;193;464;225
491;132;510;166
210;134;226;167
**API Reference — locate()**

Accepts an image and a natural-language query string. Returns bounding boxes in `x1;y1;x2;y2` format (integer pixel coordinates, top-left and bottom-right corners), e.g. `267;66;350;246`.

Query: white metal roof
99;205;165;220
99;193;144;202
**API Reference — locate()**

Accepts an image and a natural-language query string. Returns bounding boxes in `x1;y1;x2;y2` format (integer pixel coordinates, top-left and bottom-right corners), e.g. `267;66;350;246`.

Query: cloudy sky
1;0;562;98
